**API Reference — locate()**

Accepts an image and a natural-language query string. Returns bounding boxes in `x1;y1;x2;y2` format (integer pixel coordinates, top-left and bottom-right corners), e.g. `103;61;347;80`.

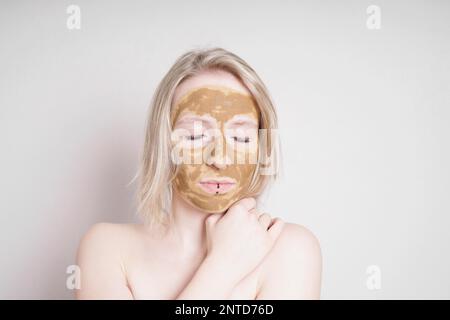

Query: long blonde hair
130;47;280;230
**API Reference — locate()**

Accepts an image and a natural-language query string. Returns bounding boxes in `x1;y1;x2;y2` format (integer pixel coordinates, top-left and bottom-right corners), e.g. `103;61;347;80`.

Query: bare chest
125;255;260;300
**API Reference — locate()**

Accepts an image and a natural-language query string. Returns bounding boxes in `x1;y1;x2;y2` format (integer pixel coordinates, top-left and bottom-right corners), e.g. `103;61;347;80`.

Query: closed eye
186;134;206;141
232;136;251;143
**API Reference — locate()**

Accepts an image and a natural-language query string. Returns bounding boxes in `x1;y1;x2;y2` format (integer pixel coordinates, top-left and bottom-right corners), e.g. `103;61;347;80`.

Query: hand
204;197;285;282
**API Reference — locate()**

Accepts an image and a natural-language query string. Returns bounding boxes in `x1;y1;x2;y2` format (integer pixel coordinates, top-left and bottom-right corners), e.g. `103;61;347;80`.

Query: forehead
172;86;260;123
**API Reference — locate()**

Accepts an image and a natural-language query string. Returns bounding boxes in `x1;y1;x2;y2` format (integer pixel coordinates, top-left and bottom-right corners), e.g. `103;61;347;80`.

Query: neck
166;191;211;260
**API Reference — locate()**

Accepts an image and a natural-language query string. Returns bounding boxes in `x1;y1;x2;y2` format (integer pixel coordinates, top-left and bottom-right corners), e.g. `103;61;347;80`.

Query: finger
267;218;285;241
258;213;272;229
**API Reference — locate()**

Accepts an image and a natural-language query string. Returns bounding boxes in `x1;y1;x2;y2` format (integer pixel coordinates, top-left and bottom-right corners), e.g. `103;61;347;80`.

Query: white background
1;0;449;299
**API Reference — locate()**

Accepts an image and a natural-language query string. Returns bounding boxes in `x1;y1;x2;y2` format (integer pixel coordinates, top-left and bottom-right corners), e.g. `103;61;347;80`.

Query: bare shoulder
76;222;161;265
75;222;143;299
262;222;322;268
276;222;321;256
76;222;141;273
77;223;138;252
256;222;322;299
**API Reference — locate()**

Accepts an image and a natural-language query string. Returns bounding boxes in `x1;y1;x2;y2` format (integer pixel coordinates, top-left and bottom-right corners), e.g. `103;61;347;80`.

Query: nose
207;134;231;170
210;153;227;170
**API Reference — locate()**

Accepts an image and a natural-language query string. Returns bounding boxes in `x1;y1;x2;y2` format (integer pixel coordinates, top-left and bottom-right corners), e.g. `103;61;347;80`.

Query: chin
210;208;228;214
199;206;229;214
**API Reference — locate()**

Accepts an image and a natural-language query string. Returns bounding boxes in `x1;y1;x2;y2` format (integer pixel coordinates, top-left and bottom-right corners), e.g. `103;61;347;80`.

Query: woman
76;47;322;299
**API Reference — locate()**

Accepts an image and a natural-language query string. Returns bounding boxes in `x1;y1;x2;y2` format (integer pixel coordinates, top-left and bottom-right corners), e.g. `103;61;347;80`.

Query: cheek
241;164;257;181
229;164;257;188
175;164;202;190
226;135;259;166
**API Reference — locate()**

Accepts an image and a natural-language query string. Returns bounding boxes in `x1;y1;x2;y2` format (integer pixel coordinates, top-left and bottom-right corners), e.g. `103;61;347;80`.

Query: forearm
175;255;240;300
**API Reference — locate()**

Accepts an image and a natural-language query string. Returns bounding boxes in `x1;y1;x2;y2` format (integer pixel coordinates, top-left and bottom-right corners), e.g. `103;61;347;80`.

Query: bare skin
75;70;322;299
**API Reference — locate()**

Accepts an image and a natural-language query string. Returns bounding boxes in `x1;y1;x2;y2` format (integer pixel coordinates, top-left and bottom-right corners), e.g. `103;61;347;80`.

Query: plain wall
1;0;449;299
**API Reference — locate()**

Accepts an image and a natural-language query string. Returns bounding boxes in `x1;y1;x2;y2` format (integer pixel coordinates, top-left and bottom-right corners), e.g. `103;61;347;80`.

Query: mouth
198;177;237;195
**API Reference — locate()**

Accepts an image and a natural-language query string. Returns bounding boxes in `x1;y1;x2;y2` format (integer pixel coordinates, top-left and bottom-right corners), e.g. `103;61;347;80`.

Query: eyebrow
175;114;217;127
225;115;258;127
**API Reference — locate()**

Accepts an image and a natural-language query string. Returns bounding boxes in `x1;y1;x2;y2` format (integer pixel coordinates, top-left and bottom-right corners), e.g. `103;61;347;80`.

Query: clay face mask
171;86;260;213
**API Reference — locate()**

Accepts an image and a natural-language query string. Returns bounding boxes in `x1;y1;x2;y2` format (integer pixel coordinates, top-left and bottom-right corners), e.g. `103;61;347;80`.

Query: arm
76;223;242;300
175;254;241;300
75;223;133;299
256;223;322;299
176;200;284;300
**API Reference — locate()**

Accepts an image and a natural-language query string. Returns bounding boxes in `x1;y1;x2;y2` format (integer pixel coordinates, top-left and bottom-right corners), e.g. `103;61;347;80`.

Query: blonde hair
130;47;280;230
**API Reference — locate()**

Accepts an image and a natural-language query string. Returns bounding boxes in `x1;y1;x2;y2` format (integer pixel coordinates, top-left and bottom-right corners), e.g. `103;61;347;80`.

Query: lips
198;177;237;195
